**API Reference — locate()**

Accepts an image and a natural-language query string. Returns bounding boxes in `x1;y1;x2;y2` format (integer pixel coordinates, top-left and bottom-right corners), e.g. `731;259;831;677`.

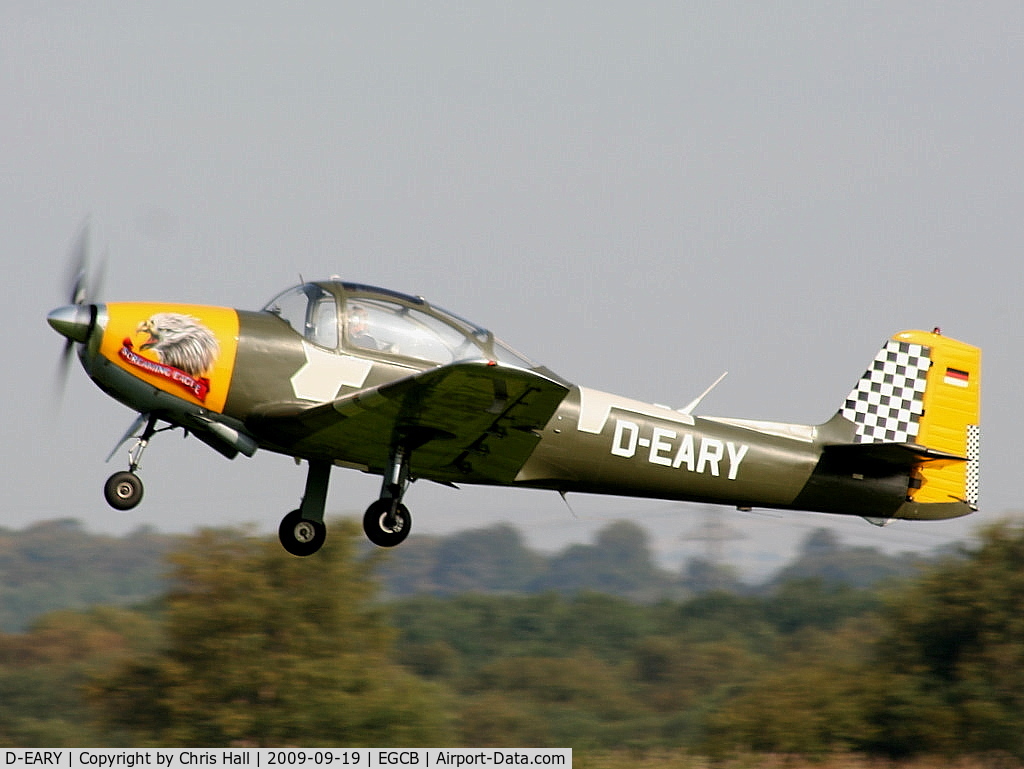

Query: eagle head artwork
136;313;219;377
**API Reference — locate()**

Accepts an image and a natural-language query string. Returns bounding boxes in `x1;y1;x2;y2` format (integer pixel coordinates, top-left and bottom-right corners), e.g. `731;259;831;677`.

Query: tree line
2;516;1024;760
1;516;926;632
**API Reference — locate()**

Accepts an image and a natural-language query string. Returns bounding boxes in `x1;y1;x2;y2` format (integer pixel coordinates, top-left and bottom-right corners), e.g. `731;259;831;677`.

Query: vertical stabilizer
840;330;980;510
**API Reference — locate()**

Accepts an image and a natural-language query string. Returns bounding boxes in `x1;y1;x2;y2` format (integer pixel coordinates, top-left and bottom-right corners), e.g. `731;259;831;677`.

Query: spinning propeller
49;220;105;399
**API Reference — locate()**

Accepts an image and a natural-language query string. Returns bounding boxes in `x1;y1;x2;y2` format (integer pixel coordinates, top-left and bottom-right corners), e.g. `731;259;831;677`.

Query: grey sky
4;3;1022;576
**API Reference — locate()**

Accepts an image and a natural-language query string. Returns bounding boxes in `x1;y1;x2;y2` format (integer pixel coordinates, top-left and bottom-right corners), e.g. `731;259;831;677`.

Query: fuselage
48;273;982;558
54;281;968;525
516;386;820;506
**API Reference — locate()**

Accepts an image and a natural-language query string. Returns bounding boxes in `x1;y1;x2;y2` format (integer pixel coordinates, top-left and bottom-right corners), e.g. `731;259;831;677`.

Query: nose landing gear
104;471;144;510
103;414;164;512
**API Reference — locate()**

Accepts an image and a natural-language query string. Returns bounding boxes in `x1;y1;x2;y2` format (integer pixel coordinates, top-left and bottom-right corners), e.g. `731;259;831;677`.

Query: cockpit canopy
263;282;537;369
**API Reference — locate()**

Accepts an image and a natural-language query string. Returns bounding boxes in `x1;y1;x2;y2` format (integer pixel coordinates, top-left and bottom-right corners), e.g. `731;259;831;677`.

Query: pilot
347;305;378;350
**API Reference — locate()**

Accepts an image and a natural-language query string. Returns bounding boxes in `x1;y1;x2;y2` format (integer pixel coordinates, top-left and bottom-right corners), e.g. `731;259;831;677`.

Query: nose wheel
103;414;163;512
104;470;144;510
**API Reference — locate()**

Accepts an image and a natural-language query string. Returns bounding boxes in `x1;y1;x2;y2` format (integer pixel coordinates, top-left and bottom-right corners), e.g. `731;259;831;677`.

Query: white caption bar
3;750;571;769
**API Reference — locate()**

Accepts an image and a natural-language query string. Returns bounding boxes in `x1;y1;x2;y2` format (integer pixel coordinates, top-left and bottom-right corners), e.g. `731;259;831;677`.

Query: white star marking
290;342;373;402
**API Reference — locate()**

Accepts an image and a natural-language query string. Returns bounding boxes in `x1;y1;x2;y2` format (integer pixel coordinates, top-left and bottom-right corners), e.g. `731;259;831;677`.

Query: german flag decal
944;367;970;388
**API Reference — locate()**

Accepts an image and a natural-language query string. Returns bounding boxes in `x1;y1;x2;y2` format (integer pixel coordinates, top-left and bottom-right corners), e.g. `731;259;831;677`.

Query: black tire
278;509;327;556
363;499;411;547
104;471;144;511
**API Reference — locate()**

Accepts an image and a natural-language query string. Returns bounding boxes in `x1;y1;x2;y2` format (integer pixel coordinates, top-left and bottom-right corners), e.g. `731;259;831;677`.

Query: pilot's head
349;305;368;335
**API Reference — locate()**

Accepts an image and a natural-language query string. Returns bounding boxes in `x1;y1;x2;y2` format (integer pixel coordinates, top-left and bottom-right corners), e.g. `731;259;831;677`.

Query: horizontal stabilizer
823;441;967;470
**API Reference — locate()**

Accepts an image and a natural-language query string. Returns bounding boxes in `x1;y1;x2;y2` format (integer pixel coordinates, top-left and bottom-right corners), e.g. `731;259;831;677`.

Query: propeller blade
53;339;75;403
93;248;107;303
63;218;92;305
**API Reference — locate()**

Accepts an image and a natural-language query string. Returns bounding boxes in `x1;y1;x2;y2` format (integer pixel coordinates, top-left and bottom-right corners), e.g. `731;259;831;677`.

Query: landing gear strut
103;414;162;511
279;459;330;556
362;444;413;548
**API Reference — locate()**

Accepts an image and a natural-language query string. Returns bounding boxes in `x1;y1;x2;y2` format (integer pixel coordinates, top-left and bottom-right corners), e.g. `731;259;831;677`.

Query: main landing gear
279;446;415;557
362;445;412;548
278;459;330;557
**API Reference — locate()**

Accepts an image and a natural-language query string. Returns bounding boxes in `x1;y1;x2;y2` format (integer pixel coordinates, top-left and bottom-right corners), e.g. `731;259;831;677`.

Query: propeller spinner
50;221;104;396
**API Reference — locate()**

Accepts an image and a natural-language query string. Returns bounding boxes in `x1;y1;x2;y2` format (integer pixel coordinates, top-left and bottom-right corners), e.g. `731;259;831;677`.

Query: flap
247;361;570;484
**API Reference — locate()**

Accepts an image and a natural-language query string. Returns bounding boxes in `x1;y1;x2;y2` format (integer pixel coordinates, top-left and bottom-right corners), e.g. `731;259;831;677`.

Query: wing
247;361;570;484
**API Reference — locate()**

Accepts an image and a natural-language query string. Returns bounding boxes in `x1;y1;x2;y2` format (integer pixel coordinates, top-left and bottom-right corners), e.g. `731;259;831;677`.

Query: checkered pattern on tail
841;340;931;444
966;424;980;507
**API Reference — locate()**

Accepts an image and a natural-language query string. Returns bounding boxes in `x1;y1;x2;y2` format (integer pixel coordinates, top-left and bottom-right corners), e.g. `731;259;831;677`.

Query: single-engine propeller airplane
49;232;981;556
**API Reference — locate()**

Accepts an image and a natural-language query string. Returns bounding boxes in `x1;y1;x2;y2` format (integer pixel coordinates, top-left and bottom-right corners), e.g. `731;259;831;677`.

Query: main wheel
104;471;144;511
363;499;411;548
279;509;327;556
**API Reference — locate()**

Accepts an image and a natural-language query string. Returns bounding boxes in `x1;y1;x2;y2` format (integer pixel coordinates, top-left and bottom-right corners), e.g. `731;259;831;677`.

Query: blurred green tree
700;619;882;756
866;520;1024;757
700;520;1024;760
539;521;674;600
88;521;448;747
0;606;157;746
768;527;925;589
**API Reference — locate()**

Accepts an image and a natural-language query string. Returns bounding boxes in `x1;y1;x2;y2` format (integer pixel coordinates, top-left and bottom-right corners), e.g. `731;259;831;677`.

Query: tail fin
839;329;981;516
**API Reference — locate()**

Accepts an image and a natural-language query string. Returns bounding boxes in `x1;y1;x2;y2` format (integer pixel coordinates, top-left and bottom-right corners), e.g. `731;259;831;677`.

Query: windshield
427;302;538;368
263;284;339;349
491;338;536;368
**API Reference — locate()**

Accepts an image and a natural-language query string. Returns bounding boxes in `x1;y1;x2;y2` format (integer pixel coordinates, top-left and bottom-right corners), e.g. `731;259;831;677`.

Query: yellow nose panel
100;303;239;413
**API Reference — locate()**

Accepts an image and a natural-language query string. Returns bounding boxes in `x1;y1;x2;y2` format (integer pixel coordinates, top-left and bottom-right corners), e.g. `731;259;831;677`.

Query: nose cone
47;304;94;343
